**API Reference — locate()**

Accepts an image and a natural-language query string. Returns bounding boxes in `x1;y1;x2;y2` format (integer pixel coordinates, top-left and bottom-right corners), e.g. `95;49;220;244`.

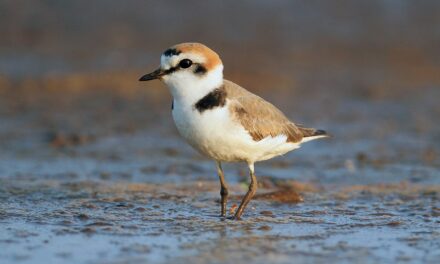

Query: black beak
139;68;165;81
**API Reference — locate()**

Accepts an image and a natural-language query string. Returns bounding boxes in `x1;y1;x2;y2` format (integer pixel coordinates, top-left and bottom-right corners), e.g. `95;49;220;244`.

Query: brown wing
224;80;304;143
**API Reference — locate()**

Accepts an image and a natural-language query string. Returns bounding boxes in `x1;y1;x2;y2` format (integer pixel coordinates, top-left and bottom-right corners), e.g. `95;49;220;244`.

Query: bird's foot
227;215;241;221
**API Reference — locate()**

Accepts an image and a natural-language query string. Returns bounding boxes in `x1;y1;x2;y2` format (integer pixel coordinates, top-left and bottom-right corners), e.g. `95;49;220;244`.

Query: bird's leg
216;161;229;217
234;163;257;220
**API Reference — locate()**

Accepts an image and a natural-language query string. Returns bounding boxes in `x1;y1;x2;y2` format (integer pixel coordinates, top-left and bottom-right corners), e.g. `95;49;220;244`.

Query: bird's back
223;79;327;144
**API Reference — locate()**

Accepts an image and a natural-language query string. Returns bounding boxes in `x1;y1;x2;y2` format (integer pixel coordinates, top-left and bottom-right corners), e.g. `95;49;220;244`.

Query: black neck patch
194;85;227;113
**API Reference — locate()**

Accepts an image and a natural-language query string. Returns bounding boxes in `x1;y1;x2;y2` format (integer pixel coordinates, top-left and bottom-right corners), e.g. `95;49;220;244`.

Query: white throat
163;65;224;106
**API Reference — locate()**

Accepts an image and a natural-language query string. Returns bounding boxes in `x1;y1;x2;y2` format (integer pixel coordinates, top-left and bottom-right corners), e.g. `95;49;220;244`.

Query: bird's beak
139;68;165;81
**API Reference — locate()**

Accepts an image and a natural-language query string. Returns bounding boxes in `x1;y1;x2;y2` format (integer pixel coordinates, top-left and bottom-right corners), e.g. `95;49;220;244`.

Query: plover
139;43;328;219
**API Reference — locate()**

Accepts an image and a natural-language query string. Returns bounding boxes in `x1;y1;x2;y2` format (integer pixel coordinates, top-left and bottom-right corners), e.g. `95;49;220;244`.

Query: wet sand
1;1;440;263
1;89;439;263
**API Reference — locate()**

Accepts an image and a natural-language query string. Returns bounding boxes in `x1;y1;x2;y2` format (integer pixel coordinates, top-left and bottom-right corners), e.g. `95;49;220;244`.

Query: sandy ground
1;1;440;263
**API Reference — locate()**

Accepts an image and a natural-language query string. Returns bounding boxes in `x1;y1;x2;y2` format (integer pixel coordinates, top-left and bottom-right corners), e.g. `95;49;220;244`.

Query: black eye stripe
194;65;207;75
162;61;205;76
163;66;178;75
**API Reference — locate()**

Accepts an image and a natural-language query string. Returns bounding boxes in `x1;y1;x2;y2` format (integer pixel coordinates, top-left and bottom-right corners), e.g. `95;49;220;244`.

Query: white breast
163;64;299;163
172;100;300;163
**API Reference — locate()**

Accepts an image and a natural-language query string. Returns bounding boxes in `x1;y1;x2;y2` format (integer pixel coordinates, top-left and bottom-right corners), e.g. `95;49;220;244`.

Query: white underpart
163;62;302;164
174;98;301;163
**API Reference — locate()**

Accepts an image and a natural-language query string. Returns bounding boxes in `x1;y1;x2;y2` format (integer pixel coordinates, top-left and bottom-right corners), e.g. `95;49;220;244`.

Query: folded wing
224;80;309;143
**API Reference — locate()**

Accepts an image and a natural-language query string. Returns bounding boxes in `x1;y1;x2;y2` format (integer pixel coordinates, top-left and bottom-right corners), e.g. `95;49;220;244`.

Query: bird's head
139;43;224;101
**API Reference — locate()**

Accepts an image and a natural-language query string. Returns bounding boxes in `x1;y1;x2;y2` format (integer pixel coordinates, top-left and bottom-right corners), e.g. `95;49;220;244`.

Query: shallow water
1;177;439;263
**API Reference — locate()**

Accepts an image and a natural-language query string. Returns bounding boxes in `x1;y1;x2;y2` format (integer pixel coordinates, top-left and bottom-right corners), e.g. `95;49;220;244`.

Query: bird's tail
298;127;330;143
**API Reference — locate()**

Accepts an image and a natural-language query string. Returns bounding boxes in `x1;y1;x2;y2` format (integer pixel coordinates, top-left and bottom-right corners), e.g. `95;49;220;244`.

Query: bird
139;43;328;219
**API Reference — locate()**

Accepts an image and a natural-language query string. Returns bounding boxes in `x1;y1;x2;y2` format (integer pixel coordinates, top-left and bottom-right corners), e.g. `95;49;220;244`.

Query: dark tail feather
298;126;330;138
311;129;328;137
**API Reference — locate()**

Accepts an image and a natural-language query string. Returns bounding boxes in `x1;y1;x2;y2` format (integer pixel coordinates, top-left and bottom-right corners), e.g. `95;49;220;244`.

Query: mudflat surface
1;1;440;263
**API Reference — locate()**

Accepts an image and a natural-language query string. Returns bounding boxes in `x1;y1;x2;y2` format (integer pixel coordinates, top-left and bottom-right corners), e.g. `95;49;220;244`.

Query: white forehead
160;52;206;70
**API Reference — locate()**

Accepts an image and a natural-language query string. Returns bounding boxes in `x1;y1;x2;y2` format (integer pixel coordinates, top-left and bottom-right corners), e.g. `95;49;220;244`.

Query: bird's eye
179;59;193;69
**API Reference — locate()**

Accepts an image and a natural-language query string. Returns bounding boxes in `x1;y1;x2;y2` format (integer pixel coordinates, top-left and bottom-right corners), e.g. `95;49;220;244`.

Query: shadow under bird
139;43;328;219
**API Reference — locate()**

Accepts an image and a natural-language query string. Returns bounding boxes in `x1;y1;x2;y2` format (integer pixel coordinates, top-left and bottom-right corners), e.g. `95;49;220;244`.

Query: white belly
172;100;300;163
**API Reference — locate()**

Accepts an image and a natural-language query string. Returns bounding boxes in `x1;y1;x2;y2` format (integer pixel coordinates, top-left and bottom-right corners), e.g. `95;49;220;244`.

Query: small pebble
258;225;272;231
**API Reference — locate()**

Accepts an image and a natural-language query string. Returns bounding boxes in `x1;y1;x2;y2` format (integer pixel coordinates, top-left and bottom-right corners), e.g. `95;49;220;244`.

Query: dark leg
216;161;229;217
234;163;257;220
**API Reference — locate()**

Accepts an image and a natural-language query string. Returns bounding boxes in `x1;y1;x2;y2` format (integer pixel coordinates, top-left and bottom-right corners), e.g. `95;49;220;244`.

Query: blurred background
1;1;440;263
